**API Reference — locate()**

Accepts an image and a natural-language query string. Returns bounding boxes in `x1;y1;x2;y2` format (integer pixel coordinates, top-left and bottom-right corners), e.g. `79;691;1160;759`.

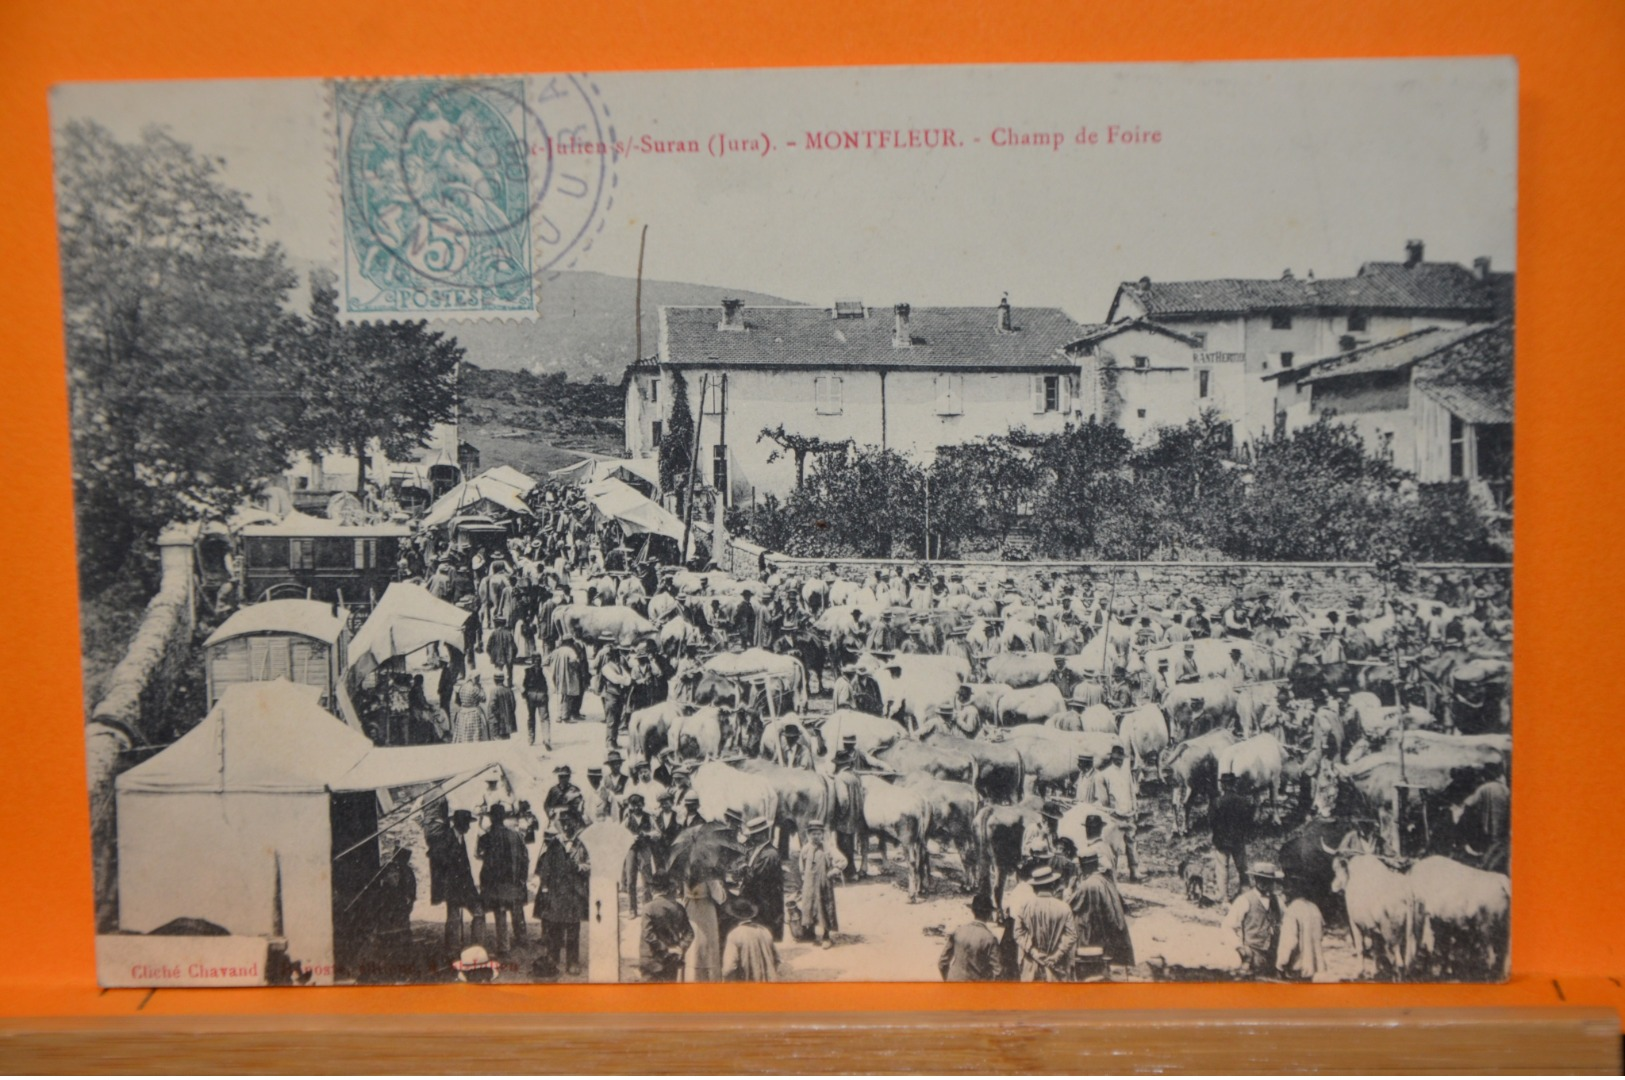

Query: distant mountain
429;271;804;382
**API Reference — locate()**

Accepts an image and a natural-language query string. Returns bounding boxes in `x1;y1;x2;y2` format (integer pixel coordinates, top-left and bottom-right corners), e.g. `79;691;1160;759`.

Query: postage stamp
335;75;615;319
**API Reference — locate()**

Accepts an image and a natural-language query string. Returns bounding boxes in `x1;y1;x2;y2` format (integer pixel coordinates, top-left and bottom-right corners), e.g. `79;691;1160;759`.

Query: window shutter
1030;375;1045;414
1059;375;1072;414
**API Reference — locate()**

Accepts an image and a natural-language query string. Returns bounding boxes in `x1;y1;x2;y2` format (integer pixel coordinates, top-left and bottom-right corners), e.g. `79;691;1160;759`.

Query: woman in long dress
684;875;727;982
452;674;489;743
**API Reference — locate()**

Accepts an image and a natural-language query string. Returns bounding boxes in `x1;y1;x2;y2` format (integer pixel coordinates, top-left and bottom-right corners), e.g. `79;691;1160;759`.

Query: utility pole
680;374;709;565
634;224;648;363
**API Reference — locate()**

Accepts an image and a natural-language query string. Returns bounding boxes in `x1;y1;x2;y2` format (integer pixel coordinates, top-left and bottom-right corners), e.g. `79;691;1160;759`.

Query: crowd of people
330;472;1511;985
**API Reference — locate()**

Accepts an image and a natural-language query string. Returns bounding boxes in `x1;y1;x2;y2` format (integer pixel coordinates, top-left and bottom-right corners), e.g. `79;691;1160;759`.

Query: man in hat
532;819;589;977
1013;866;1078;982
1221;861;1283;975
542;634;586;725
797;822;839;950
425;802;485;950
1317;624;1347;667
1164;612;1192;644
604;749;630;796
653;790;681;855
487;672;518;740
678;790;705;832
585;767;615;822
1068;851;1134;969
1048;654;1080;702
486;621;519;686
829;738;868;880
452;943;500;984
938;893;1007;982
1221;593;1254;640
521;652;550;748
1211;770;1254;902
1080;811;1126;881
1275;873;1326;981
543;765;586;834
1174;643;1201;686
598;646;634;751
774;723;817;771
476;804;530;954
1453;760;1510;869
720;898;780;982
1097;741;1140;882
638;875;694;983
1187;599;1212;639
1223;647;1255;689
830;663;857;711
735;816;786;942
621;793;660;917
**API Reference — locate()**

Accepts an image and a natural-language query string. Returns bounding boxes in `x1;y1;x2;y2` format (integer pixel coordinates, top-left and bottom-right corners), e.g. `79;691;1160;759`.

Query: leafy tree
1128;412;1244;558
1232;414;1409;561
56;121;300;588
659;369;694;502
782;446;926;558
296;273;463;495
1029;420;1137;557
757;425;852;489
927;435;1037;554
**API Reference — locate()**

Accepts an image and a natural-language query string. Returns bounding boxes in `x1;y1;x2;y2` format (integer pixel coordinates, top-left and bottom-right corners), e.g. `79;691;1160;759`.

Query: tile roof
659;304;1079;371
1063;317;1203;349
1297;323;1499;385
1413;321;1513;425
1113;261;1502;319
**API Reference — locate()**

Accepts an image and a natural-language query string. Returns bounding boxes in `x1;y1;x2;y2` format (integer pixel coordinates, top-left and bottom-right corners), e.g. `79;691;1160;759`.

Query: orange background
1;0;1622;1022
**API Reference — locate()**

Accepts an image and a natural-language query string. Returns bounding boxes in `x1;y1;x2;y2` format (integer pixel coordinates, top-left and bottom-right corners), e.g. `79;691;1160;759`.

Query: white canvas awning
477;465;538;495
202;599;347;650
582;477;686;541
420;476;534;529
346;582;470;676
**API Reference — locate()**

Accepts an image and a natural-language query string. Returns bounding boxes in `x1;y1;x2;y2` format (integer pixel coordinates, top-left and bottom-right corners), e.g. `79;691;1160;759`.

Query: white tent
116;682;375;984
582;477;686;542
547;456;596;484
346;582;469;678
420;475;534;529
549;456;660;490
478;465;538;495
117;680;551;986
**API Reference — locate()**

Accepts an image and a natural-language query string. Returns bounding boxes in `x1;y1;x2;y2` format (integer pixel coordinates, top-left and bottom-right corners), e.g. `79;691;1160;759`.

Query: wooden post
578;821;635;984
680;375;708;565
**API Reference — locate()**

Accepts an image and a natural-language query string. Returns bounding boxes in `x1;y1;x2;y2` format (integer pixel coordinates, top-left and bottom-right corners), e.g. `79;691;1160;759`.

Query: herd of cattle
536;561;1512;981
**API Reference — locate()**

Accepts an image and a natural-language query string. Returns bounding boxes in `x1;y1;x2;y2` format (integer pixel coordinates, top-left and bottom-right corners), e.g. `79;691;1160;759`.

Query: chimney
997;292;1013;333
719;298;745;331
1404;239;1424;268
1281;268;1294;281
1473;256;1492;281
893;303;912;347
1138;275;1152;290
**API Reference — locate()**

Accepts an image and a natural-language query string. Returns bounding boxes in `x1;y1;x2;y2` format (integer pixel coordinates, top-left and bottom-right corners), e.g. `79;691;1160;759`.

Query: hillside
457;363;626;478
432;271;803;383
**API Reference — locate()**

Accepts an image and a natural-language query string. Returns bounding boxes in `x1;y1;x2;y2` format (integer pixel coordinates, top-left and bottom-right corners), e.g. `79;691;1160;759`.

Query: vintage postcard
55;59;1514;987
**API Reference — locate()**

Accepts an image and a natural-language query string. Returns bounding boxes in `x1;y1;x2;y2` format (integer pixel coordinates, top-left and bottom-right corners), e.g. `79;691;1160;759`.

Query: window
353;539;378;570
1189;331;1208;348
649;378;659;403
1136;408;1148;419
814;375;844;415
1279;351;1295;369
1271;313;1293;330
1198;370;1211;398
651;420;663;447
712;444;729;491
289;538;315;570
934;374;964;416
1031;374;1069;414
1347;312;1368;332
1132;355;1150;370
1449;416;1466;478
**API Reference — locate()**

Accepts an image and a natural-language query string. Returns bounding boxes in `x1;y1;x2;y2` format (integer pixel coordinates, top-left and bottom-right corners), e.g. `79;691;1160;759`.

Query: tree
757;425;852;489
56;121;301;588
296;273;463;496
781;446;926;558
1128;412;1244;558
1029;420;1137;558
658;369;695;506
927;435;1038;554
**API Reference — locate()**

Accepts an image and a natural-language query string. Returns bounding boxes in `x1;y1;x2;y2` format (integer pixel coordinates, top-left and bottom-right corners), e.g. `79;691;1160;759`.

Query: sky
51;59;1518;322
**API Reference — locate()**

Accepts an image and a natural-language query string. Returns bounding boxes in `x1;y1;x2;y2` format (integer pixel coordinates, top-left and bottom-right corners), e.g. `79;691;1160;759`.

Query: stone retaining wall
727;544;1510;612
86;524;199;931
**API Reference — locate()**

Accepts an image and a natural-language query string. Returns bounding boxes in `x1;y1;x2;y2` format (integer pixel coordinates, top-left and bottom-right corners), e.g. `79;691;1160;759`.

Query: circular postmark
338;75;616;316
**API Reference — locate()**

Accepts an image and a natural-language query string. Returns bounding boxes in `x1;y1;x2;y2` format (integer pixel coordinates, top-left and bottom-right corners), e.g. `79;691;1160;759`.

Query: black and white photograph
55;60;1515;987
